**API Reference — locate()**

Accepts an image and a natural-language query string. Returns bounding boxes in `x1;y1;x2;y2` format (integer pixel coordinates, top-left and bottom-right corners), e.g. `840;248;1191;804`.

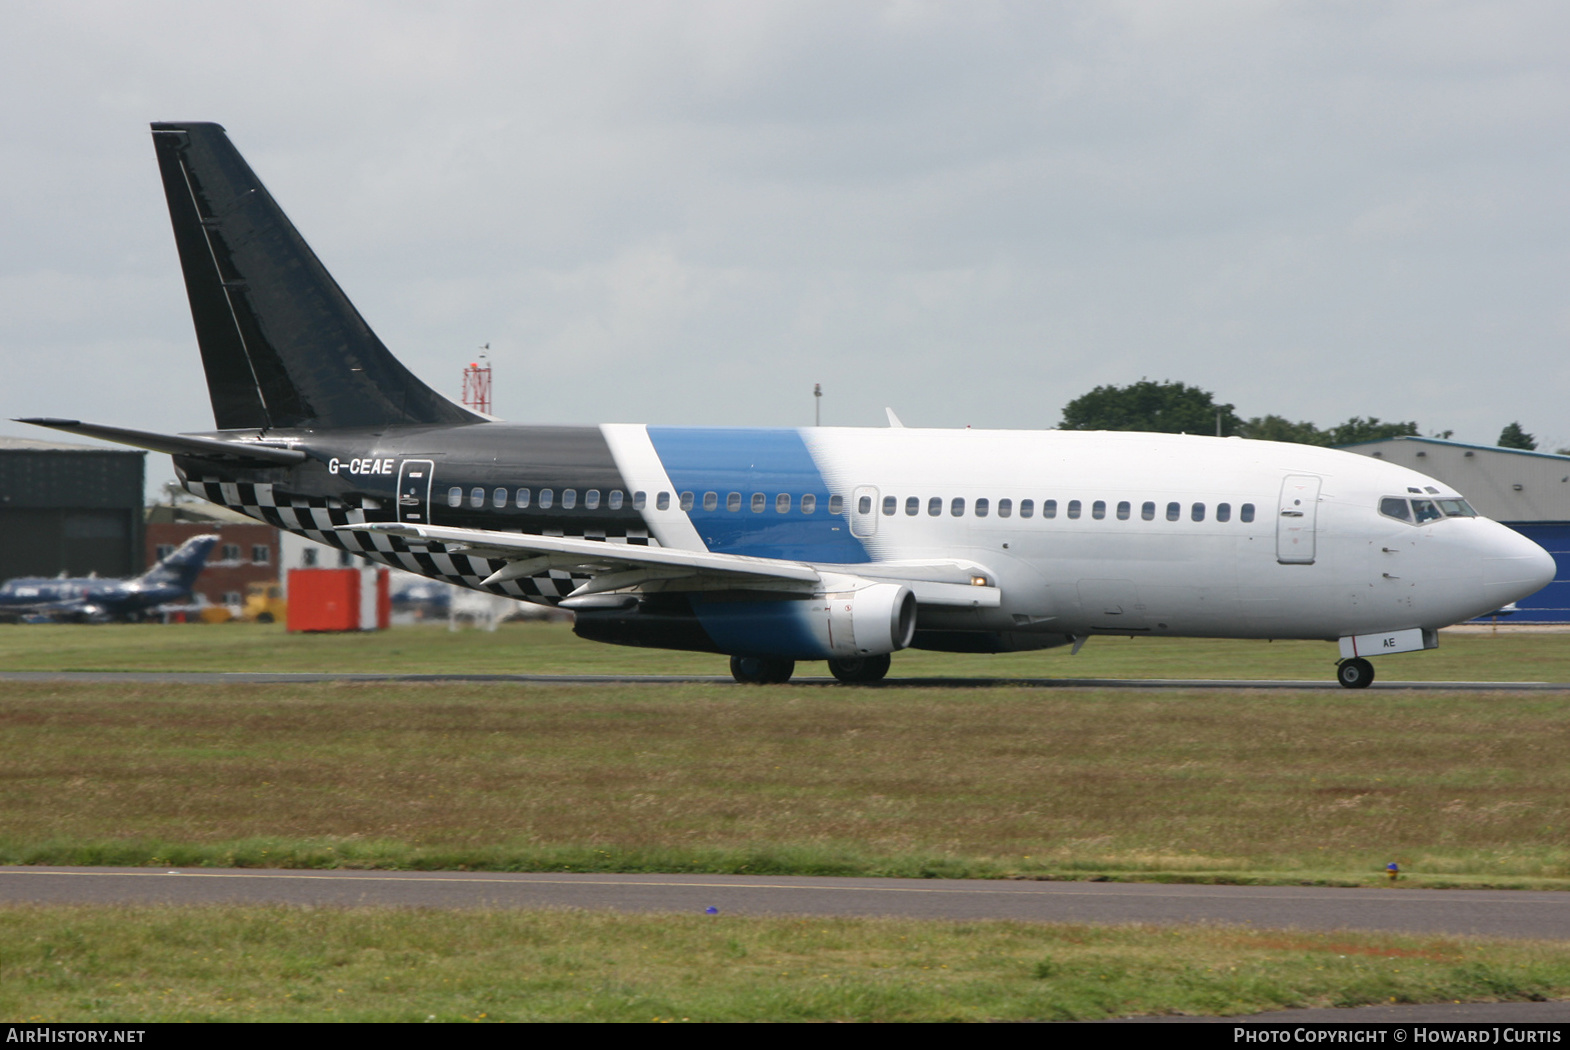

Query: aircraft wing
337;523;1000;607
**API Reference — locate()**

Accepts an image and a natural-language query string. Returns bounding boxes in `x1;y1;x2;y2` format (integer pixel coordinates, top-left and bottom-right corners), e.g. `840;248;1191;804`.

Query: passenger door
397;460;435;524
1276;475;1321;565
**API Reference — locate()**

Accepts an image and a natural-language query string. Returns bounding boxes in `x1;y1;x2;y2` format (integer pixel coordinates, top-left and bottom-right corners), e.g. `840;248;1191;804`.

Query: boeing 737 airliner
20;123;1556;686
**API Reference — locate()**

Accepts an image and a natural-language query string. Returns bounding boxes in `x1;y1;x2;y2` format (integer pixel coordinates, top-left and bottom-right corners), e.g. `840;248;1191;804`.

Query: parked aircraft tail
139;534;220;591
150;122;481;432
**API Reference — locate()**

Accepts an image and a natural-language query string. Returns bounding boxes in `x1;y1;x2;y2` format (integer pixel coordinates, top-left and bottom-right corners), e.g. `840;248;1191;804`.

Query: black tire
256;612;275;624
729;656;795;684
828;654;892;684
1337;658;1375;689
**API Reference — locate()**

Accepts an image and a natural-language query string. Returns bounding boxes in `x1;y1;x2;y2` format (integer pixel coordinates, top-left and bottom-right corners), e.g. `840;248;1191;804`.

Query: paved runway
4;670;1569;689
3;867;1568;940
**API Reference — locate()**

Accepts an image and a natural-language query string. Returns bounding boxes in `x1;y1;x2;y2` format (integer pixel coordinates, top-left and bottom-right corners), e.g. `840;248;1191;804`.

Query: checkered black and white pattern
181;475;653;603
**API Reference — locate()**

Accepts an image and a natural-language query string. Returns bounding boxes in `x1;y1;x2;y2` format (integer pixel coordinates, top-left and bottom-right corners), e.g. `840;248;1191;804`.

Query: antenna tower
462;346;493;415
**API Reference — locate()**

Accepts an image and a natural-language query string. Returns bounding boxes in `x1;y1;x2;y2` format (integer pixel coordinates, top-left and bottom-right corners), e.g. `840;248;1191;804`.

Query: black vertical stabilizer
150;122;482;431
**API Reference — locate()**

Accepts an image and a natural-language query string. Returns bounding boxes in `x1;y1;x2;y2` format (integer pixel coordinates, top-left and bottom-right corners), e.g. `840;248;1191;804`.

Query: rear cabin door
397;460;435;524
1276;475;1321;565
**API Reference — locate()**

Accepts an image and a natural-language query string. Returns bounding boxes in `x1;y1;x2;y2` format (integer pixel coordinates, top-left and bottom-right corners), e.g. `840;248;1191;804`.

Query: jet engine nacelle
572;582;918;660
818;582;918;657
692;580;918;659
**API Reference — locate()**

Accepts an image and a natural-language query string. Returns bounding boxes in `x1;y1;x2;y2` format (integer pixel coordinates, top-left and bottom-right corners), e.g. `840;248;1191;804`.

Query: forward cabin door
397;460;435;524
1276;475;1321;564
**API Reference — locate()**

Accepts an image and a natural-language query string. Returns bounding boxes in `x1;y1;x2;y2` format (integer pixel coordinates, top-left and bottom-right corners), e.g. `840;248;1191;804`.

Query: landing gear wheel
1337;658;1375;689
827;654;891;684
730;656;795;684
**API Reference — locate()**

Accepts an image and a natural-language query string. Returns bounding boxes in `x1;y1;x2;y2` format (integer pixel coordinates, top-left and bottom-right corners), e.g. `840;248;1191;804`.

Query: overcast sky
3;1;1567;493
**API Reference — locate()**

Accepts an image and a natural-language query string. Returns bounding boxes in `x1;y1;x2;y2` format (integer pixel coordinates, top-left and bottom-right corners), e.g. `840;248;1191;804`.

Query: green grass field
0;619;1566;681
4;906;1567;1022
1;678;1566;886
3;622;1567;1020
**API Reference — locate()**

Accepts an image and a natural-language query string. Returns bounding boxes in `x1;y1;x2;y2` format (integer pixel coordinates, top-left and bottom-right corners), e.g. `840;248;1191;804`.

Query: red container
287;568;389;632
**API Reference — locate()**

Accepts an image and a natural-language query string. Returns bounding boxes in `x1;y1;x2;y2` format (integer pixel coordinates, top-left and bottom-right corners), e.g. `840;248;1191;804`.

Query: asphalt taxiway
3;867;1568;941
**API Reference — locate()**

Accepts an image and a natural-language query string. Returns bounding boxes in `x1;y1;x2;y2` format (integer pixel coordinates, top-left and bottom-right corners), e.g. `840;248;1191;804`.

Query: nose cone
1481;524;1558;609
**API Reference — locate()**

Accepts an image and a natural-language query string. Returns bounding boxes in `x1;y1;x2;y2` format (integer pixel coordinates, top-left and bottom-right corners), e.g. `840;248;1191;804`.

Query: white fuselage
605;426;1554;641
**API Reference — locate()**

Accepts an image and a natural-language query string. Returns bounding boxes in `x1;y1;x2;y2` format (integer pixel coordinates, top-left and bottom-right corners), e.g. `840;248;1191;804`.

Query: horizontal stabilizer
16;418;307;465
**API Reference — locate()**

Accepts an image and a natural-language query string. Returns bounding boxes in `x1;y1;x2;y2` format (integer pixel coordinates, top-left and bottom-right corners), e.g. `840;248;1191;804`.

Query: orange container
286;568;389;632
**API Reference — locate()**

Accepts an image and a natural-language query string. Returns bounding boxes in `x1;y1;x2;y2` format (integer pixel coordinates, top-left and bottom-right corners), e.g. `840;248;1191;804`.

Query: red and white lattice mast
462;346;492;415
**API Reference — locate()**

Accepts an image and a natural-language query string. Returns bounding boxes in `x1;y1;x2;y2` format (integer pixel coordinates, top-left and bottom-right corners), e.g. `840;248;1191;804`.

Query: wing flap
339;523;821;585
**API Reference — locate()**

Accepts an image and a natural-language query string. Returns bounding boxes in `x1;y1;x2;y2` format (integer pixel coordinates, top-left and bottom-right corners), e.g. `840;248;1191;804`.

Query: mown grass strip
1;681;1566;884
2;906;1566;1022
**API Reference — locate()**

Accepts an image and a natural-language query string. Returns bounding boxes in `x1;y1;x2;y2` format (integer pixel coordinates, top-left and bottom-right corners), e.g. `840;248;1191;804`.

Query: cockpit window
1379;497;1413;523
1382;495;1475;525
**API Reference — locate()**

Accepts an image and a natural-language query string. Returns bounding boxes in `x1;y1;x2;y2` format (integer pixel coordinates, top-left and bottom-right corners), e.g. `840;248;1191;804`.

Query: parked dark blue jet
0;535;219;622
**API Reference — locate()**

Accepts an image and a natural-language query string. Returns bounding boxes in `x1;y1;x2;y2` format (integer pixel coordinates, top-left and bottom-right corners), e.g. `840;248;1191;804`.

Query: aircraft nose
1480;524;1558;609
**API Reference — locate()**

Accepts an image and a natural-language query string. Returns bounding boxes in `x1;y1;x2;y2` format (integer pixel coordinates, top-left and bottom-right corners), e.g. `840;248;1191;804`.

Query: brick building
145;520;280;611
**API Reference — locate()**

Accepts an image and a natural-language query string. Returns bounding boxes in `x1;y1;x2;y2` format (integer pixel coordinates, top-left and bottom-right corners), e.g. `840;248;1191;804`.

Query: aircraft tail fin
139;534;220;591
149;122;481;431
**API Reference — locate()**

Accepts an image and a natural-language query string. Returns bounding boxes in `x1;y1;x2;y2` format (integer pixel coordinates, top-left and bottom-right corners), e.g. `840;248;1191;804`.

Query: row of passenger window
449;486;627;510
867;495;1258;523
447;486;848;515
448;484;1259;524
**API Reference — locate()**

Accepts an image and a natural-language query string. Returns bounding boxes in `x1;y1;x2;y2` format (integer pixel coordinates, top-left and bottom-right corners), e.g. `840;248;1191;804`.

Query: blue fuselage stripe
646;427;869;563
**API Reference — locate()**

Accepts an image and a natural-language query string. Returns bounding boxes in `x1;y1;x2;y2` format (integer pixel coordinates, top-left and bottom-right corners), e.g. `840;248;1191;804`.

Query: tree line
1057;379;1547;451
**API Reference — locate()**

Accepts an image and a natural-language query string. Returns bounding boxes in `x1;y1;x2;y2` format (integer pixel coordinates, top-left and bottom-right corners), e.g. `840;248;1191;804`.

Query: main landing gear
728;655;895;684
1336;657;1375;689
729;656;795;684
827;654;891;684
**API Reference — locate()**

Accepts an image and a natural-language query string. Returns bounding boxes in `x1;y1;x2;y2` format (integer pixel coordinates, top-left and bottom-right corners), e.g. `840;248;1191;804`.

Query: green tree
1323;417;1420;446
1236;415;1326;445
1497;422;1537;450
1058;379;1242;435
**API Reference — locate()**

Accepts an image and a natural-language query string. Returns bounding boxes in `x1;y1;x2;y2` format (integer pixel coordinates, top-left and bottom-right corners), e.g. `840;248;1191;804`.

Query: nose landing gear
1336;657;1375;689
